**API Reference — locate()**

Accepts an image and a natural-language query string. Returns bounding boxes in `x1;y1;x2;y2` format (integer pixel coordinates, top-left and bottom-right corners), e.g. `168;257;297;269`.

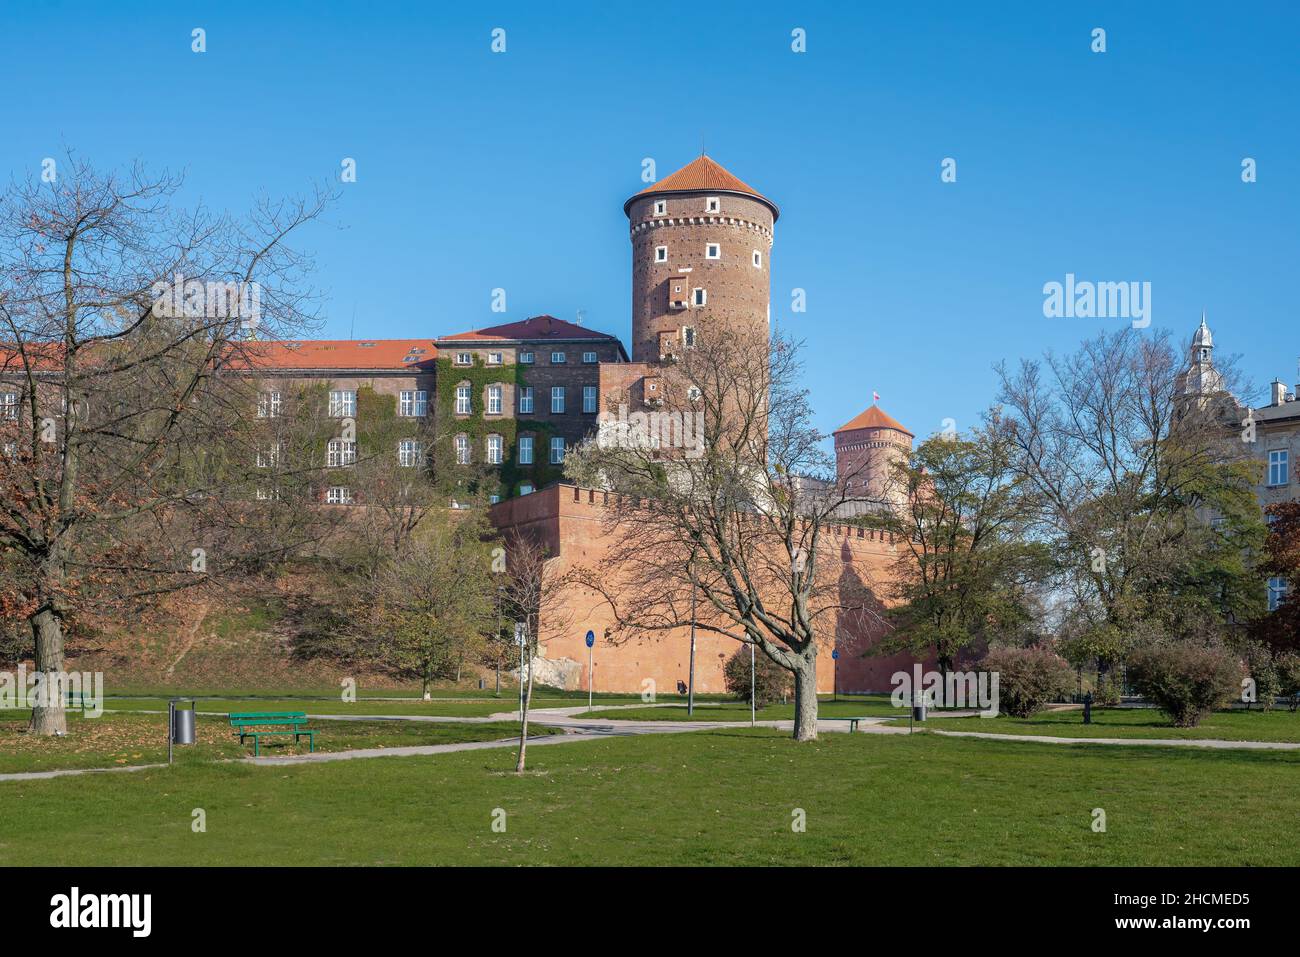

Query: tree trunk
792;654;818;741
421;672;430;700
29;608;67;736
515;651;534;772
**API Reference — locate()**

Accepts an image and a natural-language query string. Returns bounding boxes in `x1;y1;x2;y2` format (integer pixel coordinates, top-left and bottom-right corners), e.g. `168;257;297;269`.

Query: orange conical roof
834;404;913;437
625;156;778;220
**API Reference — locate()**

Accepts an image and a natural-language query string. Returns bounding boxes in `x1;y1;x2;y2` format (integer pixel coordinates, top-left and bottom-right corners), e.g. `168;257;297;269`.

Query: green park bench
831;716;875;733
228;712;317;756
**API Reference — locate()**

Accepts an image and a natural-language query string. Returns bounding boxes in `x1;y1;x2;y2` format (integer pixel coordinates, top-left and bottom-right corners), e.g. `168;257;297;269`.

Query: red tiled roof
438;315;618;343
238;339;438;371
626;156;778;219
834;404;913;437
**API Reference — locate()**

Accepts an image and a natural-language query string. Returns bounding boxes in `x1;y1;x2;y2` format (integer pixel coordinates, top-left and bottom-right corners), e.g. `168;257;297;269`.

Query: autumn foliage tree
1251;501;1300;653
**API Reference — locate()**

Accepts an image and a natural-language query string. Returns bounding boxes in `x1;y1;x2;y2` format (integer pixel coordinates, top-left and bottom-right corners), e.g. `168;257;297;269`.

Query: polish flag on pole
872;391;880;403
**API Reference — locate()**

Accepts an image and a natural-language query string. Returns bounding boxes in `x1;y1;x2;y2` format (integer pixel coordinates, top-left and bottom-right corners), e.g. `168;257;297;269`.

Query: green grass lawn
2;728;1296;865
576;695;908;722
0;710;555;774
928;706;1300;742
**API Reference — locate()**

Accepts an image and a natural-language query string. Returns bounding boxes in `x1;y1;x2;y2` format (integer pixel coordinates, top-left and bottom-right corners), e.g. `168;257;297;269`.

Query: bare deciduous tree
0;155;334;734
567;326;881;741
501;531;572;772
996;327;1264;671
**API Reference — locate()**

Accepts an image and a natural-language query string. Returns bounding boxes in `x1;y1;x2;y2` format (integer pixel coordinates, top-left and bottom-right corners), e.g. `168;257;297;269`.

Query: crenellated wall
489;483;927;696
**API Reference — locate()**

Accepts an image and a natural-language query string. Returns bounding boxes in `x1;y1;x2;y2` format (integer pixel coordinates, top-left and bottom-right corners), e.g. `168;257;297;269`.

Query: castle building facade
1175;314;1298;612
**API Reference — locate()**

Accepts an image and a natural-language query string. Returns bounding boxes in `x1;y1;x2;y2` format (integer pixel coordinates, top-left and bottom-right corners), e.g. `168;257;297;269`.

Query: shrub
1243;642;1280;711
1126;645;1243;727
724;645;792;708
1276;653;1300;712
979;646;1074;718
1092;672;1123;707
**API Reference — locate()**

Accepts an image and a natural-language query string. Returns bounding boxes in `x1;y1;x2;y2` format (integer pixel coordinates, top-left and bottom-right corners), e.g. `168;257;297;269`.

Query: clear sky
3;0;1297;445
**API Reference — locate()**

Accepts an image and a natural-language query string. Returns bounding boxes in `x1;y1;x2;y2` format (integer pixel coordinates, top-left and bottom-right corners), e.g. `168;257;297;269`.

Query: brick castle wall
490;483;926;696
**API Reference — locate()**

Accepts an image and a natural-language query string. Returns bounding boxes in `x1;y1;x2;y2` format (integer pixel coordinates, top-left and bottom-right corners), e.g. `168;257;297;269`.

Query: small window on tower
692;288;706;307
705;197;720;213
753;250;762;268
653;199;667;216
705;243;720;260
682;326;696;348
655;245;668;263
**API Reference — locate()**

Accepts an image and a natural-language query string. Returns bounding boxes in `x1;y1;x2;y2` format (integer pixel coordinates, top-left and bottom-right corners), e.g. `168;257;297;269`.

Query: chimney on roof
1272;380;1288;406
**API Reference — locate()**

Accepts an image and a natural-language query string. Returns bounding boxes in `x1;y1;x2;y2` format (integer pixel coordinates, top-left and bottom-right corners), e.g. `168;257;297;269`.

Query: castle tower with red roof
833;403;914;512
624;156;777;364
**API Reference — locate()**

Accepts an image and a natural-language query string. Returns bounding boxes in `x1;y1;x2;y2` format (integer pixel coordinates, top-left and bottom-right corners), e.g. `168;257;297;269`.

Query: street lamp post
688;581;697;716
750;642;756;727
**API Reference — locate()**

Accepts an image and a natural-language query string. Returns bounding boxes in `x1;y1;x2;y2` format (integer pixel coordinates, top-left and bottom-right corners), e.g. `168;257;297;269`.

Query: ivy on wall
434;355;562;497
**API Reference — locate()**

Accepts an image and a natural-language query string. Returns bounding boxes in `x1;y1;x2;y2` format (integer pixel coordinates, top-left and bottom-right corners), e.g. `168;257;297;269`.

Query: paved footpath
929;728;1300;751
6;707;1296;782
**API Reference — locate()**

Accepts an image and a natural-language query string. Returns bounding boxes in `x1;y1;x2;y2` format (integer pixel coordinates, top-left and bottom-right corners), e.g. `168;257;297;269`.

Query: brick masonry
490;484;924;695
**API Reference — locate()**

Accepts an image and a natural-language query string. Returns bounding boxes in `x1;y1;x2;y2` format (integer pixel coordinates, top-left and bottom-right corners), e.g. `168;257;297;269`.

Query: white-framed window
551;351;566;364
550;437;565;464
326;486;352;505
520;351;535;364
255;487;279;502
519;387;534;414
705;243;720;260
583;351;597;364
519;483;534;495
455;384;471;415
455;434;470;464
256;443;281;469
551;386;565;414
398;439;422;468
692;288;706;306
489;494;501;505
682;326;696;347
1268;577;1289;612
455;352;472;366
655;245;668;263
256;391;281;419
583;385;598;414
752;250;762;268
327;439;356;468
328;390;355;418
1268;449;1290;487
687;386;702;401
487;352;503;365
518;435;533;465
653;199;667;216
487;384;503;415
705;196;720;213
486;433;503;464
2;441;16;459
399;390;428;417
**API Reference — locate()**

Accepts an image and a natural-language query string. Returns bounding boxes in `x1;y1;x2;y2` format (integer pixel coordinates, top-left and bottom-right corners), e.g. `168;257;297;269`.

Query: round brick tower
624;156;778;364
833;404;914;513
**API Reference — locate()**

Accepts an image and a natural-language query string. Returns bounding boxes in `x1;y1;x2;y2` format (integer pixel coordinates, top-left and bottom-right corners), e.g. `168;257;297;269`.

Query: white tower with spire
1176;312;1225;397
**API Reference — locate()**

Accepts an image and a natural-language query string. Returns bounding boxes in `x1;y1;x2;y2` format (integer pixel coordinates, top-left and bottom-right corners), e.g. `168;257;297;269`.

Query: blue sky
3;0;1297;445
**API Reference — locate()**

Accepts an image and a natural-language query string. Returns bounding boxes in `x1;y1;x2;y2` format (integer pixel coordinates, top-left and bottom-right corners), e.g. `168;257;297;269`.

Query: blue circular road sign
831;649;839;660
585;630;595;648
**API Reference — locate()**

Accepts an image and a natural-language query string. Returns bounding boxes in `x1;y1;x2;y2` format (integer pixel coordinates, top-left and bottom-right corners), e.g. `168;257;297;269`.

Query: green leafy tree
368;505;497;698
878;417;1050;673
